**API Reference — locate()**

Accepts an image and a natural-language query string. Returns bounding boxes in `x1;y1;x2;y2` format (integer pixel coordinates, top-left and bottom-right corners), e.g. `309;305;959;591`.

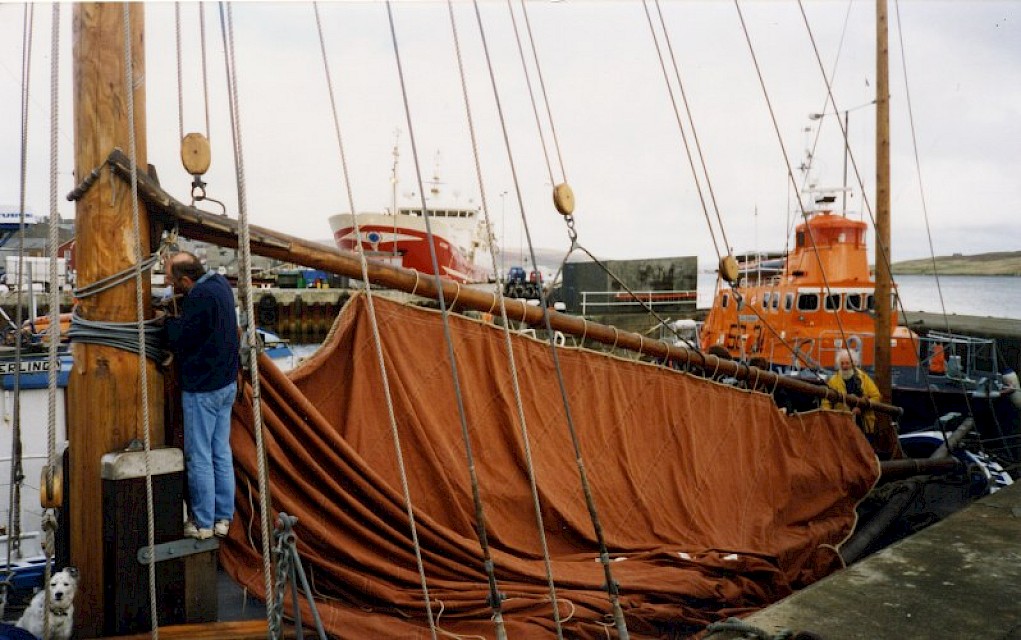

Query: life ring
846;334;863;354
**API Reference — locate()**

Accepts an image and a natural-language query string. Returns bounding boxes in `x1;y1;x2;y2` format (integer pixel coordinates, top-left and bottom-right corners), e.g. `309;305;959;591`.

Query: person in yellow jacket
822;349;881;435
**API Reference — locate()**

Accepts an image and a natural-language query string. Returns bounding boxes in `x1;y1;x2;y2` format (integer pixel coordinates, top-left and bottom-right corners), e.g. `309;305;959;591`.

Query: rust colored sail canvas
221;293;878;639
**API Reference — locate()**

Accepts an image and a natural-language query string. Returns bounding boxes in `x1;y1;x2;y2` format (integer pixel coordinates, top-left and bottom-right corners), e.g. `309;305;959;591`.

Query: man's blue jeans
183;380;237;528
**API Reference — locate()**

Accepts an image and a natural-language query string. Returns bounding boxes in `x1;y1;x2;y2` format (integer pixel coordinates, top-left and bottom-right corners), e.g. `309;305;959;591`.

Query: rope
312;4;438;636
268;513;328;639
703;617;795;640
447;2;563;636
4;6;35;611
122;6;160;636
219;6;277;636
641;0;728;260
40;8;62;638
388;3;507;637
67;311;167;362
469;3;630;637
72;252;160;299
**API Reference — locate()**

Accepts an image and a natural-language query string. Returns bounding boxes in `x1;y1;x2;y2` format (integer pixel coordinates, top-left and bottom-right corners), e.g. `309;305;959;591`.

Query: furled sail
221;293;878;638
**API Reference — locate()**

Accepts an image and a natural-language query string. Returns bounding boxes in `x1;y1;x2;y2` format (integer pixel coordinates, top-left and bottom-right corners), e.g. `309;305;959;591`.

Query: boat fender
40;462;63;509
1003;369;1021;409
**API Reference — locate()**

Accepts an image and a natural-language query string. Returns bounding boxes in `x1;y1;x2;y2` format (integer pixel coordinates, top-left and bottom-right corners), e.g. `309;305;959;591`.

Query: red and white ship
329;148;495;284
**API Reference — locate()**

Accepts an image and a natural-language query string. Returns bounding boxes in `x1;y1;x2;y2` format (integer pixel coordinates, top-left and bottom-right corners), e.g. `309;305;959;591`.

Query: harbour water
697;272;1021;320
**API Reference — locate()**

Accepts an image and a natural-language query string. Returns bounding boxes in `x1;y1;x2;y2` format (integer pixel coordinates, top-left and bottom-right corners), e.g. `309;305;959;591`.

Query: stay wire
795;0;956;436
890;0;995;454
121;5;160;637
734;0;855;367
6;2;34;597
44;7;61;614
385;4;508;637
470;2;631;637
447;3;564;637
650;0;732;257
312;5;438;637
219;4;277;632
504;0;555;187
517;0;567;183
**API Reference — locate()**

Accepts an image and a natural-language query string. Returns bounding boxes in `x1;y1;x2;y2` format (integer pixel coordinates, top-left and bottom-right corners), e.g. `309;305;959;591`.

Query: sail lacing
312;2;439;637
387;2;510;636
447;2;565;636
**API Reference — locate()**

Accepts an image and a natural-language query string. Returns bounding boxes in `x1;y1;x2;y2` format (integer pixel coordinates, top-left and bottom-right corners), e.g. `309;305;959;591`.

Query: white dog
16;567;77;640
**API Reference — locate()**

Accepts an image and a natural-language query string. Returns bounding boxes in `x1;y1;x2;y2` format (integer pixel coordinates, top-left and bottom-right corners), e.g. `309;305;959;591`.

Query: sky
1;1;1019;272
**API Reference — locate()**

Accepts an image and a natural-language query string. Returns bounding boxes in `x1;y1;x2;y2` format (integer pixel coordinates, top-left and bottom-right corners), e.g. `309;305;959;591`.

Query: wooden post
71;4;163;636
873;0;896;456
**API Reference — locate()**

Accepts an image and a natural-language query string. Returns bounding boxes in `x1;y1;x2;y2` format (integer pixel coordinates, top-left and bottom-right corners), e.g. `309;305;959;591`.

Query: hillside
890;251;1021;276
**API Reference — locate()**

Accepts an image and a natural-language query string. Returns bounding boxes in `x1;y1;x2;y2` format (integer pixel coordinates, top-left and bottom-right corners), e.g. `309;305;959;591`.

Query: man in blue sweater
164;251;240;540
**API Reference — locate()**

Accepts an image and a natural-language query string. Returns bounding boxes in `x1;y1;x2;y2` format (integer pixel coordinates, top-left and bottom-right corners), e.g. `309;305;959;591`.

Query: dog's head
47;567;78;611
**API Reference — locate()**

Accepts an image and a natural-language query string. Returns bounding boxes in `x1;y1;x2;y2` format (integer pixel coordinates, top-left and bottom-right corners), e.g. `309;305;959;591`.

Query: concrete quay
737;483;1021;639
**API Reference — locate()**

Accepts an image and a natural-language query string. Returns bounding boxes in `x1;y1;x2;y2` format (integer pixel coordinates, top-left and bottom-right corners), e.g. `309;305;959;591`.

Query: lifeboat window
797;293;819;311
737;295;745;311
846;293;862;311
866;294;875;311
772;293;780;310
784;292;794;311
762;292;770;308
722;293;729;308
796;231;805;248
825;293;841;310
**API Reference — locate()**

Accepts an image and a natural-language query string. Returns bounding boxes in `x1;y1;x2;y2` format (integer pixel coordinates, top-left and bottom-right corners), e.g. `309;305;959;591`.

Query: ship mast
874;0;895;453
71;3;160;635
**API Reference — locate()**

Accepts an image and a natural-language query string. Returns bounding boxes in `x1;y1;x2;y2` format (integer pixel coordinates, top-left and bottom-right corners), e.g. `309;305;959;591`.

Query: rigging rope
219;5;277;635
447;2;564;637
732;0;857;370
386;3;508;637
41;7;62;637
121;5;161;636
470;2;631;637
4;5;35;612
643;0;730;260
311;4;439;637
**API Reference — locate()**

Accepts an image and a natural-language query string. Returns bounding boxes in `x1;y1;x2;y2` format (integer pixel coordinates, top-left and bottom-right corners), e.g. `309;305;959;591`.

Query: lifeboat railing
580;289;697;316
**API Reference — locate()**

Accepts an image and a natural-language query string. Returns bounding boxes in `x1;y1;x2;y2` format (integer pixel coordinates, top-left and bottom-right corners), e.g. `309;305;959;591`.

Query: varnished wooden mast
71;4;161;636
874;0;894;452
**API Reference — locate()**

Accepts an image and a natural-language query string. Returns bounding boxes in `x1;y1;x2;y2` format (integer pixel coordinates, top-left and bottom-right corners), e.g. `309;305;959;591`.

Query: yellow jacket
822;368;881;433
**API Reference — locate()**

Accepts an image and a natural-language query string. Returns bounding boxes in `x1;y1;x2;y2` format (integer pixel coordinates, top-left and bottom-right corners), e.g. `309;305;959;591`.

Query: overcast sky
1;1;1019;270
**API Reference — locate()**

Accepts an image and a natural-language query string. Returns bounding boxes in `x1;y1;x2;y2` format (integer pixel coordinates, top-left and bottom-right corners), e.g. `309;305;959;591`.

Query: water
697;272;1021;320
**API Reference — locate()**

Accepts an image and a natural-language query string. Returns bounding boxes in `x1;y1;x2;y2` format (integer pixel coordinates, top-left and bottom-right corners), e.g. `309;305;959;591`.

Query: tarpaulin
221;293;878;638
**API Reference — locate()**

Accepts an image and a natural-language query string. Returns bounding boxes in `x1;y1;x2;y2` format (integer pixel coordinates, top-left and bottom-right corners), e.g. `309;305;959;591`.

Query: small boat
328;145;495;284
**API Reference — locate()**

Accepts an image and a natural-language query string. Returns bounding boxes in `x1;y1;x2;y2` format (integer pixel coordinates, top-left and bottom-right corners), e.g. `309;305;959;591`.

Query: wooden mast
71;4;161;636
874;0;895;454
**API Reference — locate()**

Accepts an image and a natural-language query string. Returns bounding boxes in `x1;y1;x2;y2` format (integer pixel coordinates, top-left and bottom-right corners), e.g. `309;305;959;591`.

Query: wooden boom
106;148;902;417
